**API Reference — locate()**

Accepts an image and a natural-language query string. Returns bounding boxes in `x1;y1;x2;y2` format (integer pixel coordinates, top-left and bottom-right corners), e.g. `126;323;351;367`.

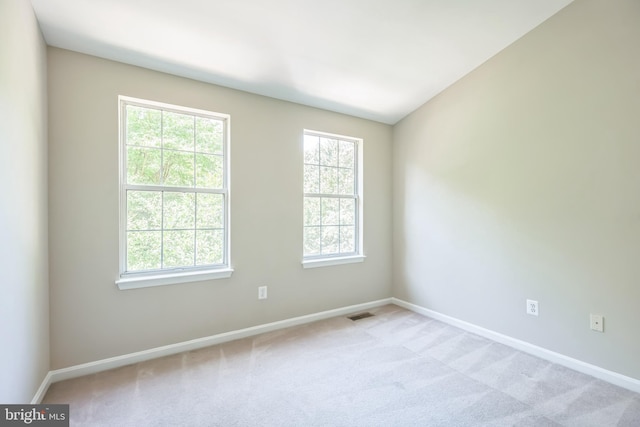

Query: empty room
2;0;639;425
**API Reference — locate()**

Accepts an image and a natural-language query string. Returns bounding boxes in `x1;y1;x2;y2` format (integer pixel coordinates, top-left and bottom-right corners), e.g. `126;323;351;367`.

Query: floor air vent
348;312;374;321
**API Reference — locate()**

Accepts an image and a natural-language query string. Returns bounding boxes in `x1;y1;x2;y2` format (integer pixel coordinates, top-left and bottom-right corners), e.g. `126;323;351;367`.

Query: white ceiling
30;0;573;124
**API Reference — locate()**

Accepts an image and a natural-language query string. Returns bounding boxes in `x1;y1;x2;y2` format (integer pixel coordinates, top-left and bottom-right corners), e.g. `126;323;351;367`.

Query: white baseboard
31;371;53;404
33;298;392;402
36;295;637;403
391;297;640;394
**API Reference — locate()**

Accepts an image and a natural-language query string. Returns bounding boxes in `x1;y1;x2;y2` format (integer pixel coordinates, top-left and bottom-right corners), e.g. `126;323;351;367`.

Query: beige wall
48;48;393;369
0;0;50;402
393;0;640;379
29;0;640;387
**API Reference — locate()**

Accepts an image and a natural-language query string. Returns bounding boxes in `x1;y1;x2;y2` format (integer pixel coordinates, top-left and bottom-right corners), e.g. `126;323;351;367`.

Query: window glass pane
196;117;224;154
338;140;355;168
304;226;321;256
304;197;321;226
304;165;319;193
303;132;360;260
163;230;195;268
319;138;338;166
127;106;161;147
127;191;162;230
197;193;224;229
338;168;354;195
321;226;339;254
340;226;355;253
321;198;339;226
304;134;320;164
320;166;338;194
163;192;195;230
163;150;194;187
127;231;161;271
127;147;161;185
195;154;223;189
122;99;229;276
163;111;194;151
196;229;224;265
339;199;355;226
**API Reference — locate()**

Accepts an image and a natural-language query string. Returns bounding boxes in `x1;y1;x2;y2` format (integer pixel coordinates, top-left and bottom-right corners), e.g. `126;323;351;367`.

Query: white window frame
116;96;232;290
302;129;365;268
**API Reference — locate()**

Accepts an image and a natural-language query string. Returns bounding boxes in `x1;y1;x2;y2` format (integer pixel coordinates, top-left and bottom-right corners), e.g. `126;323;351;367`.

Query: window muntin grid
303;131;360;258
119;97;229;276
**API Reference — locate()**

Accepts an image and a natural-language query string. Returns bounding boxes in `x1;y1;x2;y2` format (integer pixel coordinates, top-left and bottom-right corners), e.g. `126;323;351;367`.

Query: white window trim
116;96;232;289
302;255;366;269
116;268;234;290
302;129;364;267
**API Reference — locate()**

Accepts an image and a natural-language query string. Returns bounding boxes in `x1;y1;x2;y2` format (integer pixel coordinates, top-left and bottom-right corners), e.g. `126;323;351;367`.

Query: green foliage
127;231;161;271
304;227;321;256
196;229;224;265
303;134;357;256
339;226;355;252
338;168;354;194
320;166;338;194
126;106;161;147
125;190;226;271
163;111;194;151
320;138;338;166
340;199;355;225
164;192;195;229
304;198;321;226
124;104;226;272
197;193;224;229
304;165;319;193
196;154;223;188
163;151;194;187
127;191;162;230
126;105;224;190
196;117;224;154
127;147;161;185
163;230;195;268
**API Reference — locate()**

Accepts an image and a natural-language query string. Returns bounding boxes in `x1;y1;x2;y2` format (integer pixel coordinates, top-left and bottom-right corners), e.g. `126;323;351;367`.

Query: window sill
116;268;234;290
302;255;366;269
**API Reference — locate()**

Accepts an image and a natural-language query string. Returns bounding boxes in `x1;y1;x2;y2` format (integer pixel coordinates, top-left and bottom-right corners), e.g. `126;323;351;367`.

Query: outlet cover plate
258;286;268;300
590;314;604;332
526;299;539;316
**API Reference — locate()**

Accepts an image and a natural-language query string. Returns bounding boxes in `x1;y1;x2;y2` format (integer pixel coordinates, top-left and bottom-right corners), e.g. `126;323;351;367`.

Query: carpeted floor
43;305;640;426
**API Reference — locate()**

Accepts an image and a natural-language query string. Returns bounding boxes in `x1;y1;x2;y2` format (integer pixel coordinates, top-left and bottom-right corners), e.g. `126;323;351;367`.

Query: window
303;130;364;268
116;96;231;289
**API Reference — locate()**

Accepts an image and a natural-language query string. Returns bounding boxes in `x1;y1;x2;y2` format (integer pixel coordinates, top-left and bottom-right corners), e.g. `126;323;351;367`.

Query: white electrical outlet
526;299;539;316
258;286;268;300
590;314;604;332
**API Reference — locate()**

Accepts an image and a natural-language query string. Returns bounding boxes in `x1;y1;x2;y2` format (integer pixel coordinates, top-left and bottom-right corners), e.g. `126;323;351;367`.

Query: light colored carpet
43;305;640;426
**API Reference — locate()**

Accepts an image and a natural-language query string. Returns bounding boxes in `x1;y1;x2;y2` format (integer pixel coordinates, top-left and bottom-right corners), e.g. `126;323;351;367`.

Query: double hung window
117;96;231;289
303;130;363;267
